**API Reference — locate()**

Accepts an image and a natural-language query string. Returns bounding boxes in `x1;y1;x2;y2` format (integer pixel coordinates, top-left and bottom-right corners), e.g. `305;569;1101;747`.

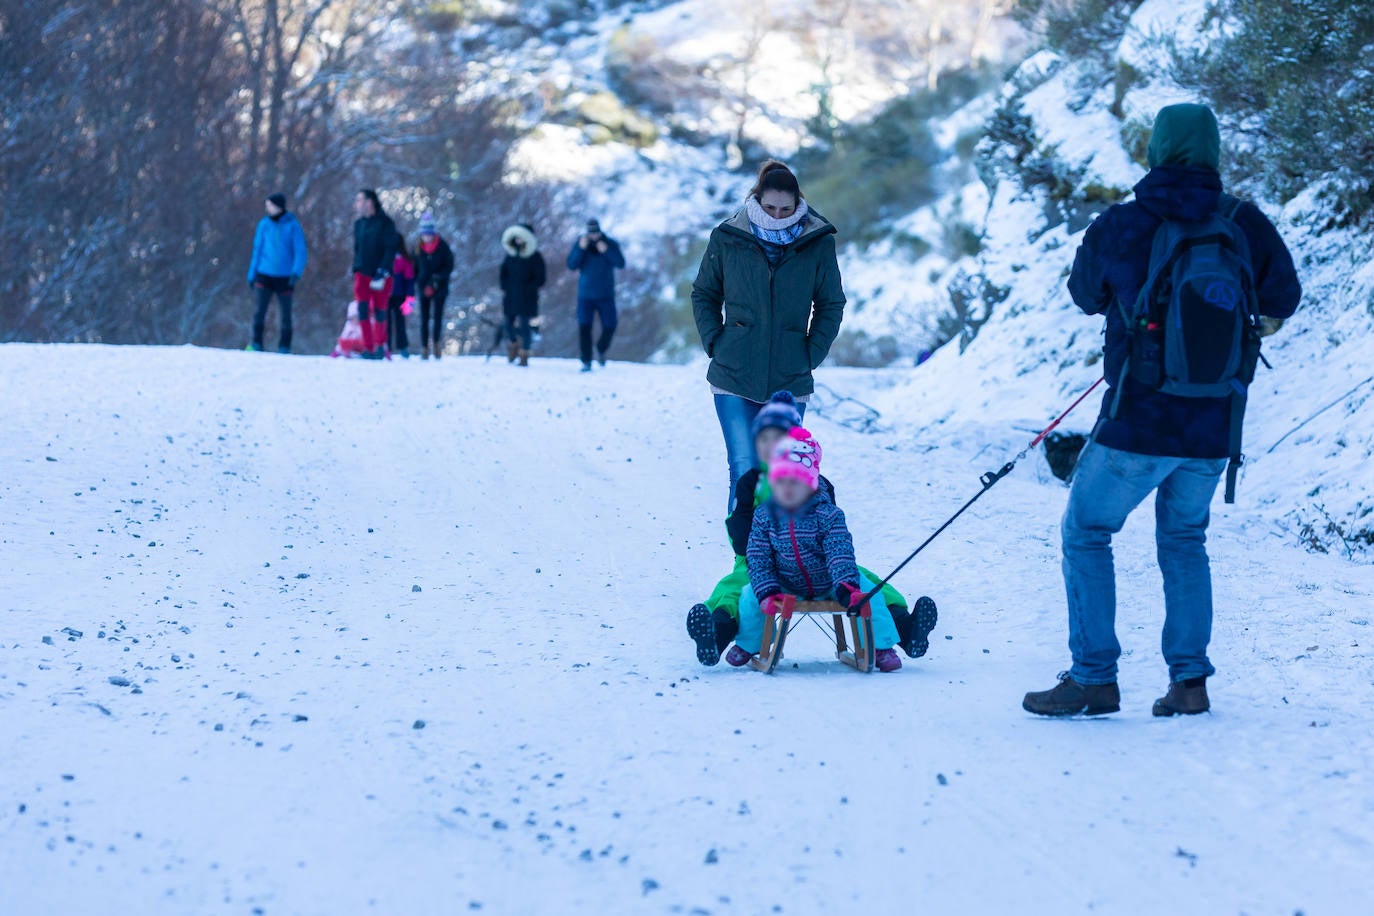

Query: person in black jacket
352;189;399;359
414;213;455;360
499;223;546;367
1024;104;1302;719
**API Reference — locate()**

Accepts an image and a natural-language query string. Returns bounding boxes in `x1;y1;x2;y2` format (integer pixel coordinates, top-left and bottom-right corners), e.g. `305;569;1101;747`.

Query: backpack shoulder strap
1216;192;1255;503
1218;192;1244;222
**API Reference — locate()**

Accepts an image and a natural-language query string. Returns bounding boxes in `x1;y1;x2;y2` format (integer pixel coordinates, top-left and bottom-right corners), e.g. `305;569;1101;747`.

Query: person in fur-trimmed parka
499;223;546;366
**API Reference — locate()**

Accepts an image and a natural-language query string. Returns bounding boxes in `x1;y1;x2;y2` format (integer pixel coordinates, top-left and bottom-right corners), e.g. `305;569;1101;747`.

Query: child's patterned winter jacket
746;487;859;601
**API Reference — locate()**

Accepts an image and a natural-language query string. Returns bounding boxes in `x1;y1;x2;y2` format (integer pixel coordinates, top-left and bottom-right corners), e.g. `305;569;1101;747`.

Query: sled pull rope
860;377;1105;606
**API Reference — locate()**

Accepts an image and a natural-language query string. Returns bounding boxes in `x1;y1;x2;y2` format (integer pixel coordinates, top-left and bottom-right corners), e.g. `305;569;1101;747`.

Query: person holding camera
500;223;546;367
566;218;626;372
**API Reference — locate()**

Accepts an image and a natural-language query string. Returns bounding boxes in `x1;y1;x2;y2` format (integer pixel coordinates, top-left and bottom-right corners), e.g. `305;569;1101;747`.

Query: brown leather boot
421;344;430;360
1023;672;1120;717
519;350;530;367
507;340;519;363
1153;677;1210;716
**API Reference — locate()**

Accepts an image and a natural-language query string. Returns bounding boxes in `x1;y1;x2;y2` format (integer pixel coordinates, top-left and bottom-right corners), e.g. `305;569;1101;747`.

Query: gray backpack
1108;194;1264;502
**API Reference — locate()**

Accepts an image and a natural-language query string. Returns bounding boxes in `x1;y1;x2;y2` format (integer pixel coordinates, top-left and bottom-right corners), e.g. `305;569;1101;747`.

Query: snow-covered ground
3;345;1372;915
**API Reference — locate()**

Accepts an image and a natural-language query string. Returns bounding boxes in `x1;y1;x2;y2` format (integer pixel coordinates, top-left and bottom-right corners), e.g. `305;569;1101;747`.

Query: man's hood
1147;103;1221;171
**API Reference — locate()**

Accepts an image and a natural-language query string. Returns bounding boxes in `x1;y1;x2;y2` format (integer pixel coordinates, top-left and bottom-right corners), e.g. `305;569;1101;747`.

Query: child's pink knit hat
768;427;822;491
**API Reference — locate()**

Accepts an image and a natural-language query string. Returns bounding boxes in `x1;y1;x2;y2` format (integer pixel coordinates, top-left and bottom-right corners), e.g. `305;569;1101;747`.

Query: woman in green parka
692;160;846;509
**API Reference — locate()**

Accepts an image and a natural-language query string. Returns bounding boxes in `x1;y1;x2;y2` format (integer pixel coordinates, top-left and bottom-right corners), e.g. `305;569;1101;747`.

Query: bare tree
0;0;533;352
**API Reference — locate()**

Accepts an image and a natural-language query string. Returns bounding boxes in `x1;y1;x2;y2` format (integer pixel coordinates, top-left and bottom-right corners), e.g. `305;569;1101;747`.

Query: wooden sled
748;595;876;675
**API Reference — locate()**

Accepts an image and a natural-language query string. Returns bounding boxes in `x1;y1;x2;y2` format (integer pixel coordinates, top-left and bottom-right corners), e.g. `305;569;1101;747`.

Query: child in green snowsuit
687;391;938;666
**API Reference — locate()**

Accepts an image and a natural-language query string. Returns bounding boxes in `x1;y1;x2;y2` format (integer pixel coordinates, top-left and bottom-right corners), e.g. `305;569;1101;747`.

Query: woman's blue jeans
713;394;805;511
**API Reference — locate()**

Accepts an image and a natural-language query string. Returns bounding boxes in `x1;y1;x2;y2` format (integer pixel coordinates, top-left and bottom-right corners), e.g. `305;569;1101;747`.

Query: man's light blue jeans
1062;443;1227;686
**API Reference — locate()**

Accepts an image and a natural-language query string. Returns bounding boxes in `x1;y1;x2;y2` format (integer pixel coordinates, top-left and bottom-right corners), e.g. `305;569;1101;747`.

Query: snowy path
3;345;1372;916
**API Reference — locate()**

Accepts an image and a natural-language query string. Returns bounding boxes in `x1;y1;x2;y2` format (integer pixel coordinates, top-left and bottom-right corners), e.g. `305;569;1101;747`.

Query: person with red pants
352;189;398;360
388;238;416;359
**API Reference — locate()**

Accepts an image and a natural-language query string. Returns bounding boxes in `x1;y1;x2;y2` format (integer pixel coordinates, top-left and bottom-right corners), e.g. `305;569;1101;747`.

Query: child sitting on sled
730;427;905;671
686;391;936;666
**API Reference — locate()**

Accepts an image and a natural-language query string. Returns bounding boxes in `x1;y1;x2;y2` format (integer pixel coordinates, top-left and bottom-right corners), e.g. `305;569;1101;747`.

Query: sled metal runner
748;596;876;675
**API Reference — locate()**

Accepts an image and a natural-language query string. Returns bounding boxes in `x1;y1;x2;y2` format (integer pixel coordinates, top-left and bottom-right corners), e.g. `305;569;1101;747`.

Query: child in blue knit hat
686;391;937;666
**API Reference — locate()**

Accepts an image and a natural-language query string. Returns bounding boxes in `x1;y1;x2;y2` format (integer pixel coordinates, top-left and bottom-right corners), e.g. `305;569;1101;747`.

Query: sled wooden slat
749;600;874;675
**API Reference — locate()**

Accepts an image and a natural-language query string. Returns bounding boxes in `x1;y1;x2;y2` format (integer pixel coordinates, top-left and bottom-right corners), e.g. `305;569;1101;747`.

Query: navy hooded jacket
566;236;625;301
1068;166;1302;458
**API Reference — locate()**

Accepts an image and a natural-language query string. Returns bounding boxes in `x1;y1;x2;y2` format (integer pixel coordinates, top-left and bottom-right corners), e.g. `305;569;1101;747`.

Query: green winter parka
691;208;846;403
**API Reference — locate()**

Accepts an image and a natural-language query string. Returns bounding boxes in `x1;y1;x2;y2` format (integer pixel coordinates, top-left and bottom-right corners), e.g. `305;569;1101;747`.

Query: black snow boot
713;607;738;652
904;596;938;658
1023;672;1120;717
1153;677;1210;717
687;604;721;666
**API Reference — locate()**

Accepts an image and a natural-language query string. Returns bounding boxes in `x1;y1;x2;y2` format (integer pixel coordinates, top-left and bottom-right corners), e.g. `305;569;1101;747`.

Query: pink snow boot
725;646;754;668
875;648;903;673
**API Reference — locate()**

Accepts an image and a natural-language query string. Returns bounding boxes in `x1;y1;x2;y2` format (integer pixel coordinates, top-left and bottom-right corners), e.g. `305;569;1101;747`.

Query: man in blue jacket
1024;104;1301;719
246;192;308;353
566;218;626;371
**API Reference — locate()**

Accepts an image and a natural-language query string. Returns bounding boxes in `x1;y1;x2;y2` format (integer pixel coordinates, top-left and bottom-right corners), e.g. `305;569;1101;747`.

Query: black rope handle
857;377;1105;608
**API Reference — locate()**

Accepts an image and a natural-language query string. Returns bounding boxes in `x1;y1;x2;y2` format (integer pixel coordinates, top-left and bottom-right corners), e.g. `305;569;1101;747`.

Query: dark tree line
0;0;604;353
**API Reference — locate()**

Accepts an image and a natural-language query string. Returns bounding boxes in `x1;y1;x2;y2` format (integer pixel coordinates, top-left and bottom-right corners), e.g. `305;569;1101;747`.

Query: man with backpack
1023;103;1301;719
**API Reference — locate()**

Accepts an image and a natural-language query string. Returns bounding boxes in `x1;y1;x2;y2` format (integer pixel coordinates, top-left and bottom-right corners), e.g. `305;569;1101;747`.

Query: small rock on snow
108;676;131;687
413;719;426;730
412;584;422;592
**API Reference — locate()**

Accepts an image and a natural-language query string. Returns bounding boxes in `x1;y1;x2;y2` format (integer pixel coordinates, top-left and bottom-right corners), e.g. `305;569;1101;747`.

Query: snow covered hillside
460;0;1023;360
899;0;1374;553
4;345;1372;915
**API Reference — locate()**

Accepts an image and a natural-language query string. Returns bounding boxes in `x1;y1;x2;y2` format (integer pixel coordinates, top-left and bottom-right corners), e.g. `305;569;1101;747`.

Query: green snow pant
706;556;908;621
